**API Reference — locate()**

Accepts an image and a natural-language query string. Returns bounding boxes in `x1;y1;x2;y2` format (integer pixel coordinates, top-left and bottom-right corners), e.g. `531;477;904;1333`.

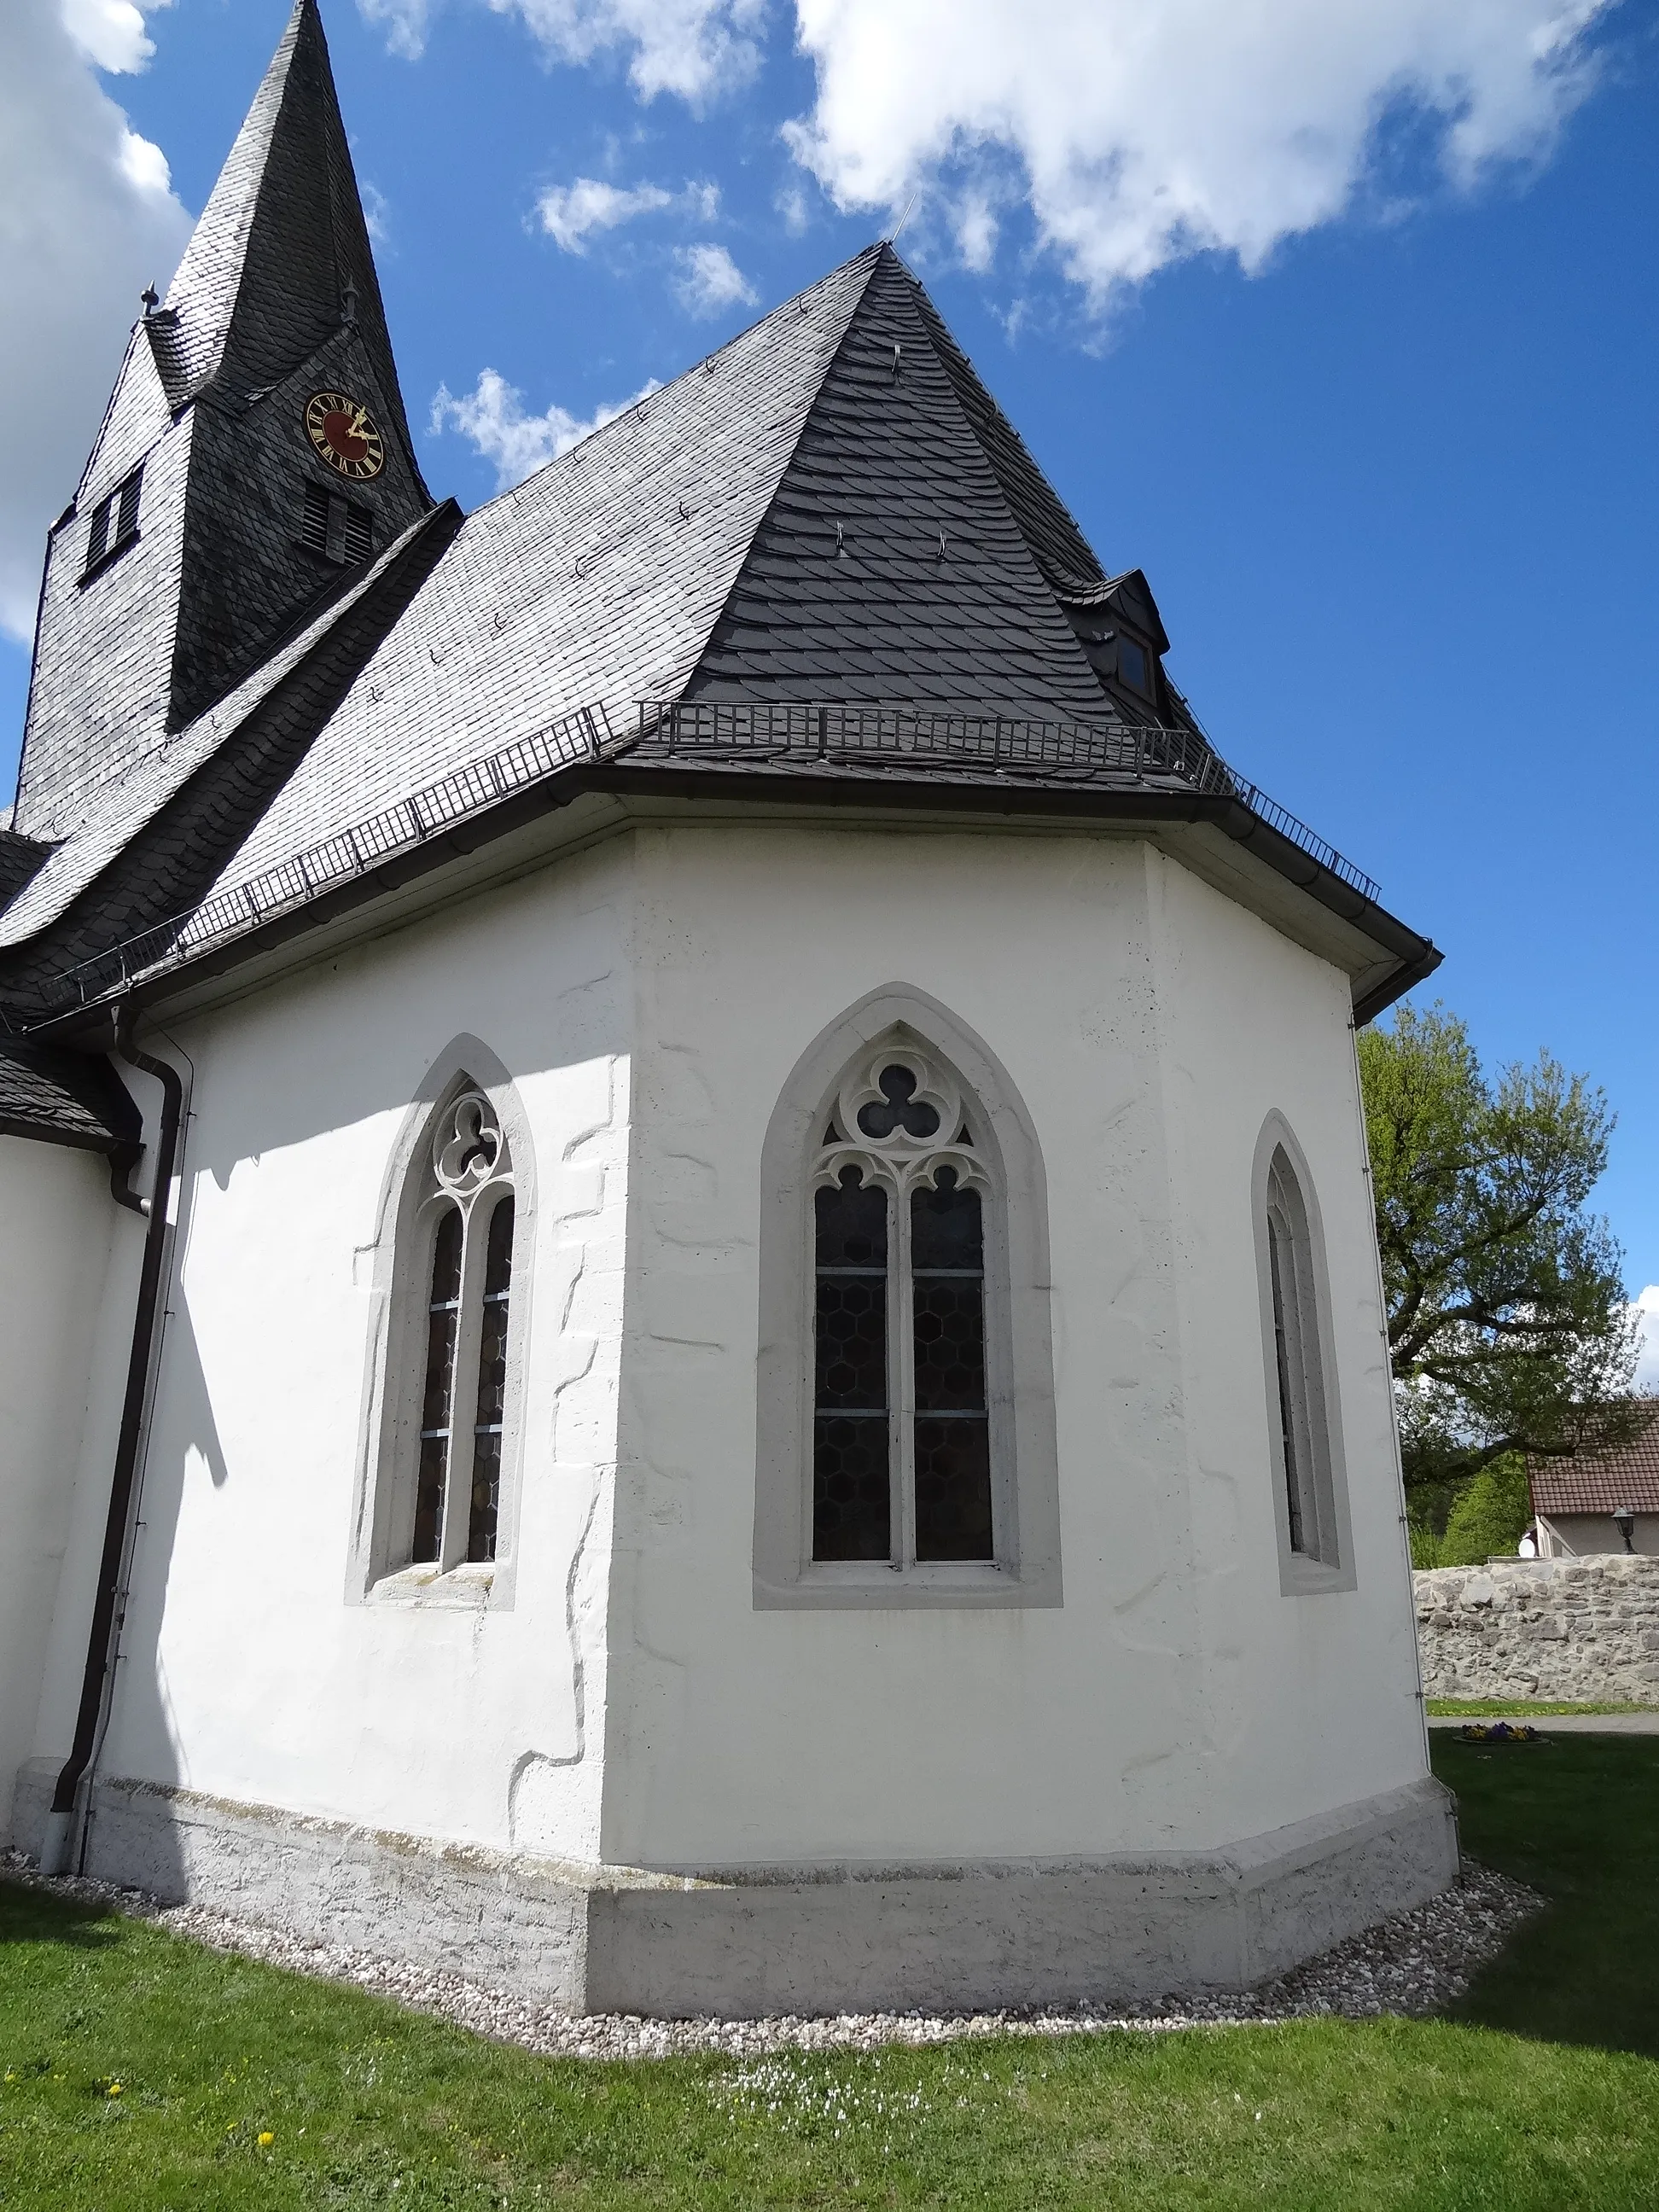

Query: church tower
13;0;430;846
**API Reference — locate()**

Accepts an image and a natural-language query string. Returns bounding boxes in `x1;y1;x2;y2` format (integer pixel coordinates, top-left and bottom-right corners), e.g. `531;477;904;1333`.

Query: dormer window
301;479;373;567
1117;637;1150;694
80;469;143;582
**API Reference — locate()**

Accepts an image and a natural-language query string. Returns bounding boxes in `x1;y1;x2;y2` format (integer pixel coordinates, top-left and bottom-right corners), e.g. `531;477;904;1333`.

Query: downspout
38;1010;183;1877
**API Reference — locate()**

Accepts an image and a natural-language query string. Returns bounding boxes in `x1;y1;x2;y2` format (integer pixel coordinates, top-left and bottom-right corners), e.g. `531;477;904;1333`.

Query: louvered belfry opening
82;469;143;579
301;480;373;567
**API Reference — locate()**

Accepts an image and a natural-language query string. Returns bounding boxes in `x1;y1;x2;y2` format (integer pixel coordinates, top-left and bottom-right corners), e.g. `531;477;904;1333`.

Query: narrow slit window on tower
301;479;373;566
81;467;143;579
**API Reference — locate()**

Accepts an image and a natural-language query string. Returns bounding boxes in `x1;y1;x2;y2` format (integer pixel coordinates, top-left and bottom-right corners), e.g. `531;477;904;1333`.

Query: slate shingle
0;1036;141;1155
0;3;1433;1025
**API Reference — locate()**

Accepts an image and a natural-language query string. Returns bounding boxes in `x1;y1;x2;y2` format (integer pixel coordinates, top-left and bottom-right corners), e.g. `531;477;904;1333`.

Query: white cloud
363;179;393;246
672;240;756;317
1632;1288;1659;1395
0;1;191;644
61;0;163;73
429;366;659;488
357;0;431;61
535;175;721;249
785;0;1615;304
116;122;172;195
539;177;672;250
362;0;765;102
953;191;998;276
537;174;722;252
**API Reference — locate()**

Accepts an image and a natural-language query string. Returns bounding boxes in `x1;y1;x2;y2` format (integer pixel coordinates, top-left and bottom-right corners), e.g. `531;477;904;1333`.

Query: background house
1531;1407;1659;1557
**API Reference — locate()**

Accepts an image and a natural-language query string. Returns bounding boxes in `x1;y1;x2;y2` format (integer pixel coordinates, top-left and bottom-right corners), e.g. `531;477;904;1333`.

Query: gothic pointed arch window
754;991;1062;1610
350;1057;534;1605
1252;1119;1356;1595
813;1048;998;1564
407;1086;518;1569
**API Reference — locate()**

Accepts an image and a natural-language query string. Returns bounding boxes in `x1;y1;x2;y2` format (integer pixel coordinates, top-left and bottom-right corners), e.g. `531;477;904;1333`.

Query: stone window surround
346;1034;536;1611
1250;1113;1356;1598
754;984;1062;1610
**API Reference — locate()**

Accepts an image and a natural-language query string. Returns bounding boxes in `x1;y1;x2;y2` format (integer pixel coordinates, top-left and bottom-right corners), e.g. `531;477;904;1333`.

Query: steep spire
153;0;413;459
11;0;431;843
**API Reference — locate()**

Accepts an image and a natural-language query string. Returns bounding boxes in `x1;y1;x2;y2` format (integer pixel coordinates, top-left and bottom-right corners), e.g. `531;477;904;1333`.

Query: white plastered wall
32;838;637;1866
31;811;1429;1881
0;1136;133;1840
601;820;1428;1870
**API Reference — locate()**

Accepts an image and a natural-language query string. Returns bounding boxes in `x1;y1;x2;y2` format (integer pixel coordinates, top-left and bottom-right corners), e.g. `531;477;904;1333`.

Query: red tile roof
1529;1406;1659;1515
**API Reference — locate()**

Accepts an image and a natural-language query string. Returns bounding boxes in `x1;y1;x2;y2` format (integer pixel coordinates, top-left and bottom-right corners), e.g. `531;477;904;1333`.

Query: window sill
1279;1552;1356;1598
754;1560;1045;1611
369;1562;495;1610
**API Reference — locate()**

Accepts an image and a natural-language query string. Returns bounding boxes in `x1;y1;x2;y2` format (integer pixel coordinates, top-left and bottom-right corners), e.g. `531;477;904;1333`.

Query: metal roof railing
24;696;1377;1021
32;701;617;1016
637;699;1381;902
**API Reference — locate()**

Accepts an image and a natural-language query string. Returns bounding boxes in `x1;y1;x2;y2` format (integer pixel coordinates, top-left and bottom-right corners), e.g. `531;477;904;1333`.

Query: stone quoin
0;0;1454;2014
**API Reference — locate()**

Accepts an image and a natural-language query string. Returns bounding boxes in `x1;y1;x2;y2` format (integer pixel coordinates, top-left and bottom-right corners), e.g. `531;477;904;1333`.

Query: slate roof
0;1034;141;1155
0;511;450;953
199;251;883;895
1531;1410;1659;1516
0;3;1441;1031
148;0;417;471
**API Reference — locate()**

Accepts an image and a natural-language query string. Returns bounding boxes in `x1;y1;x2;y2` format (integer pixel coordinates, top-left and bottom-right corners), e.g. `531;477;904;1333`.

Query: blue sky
4;0;1657;1309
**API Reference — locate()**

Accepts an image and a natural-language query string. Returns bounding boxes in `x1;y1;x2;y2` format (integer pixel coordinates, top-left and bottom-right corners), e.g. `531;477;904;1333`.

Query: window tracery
812;1046;996;1567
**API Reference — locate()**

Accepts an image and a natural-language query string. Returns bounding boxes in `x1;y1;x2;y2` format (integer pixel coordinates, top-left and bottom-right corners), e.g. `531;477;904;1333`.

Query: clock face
305;390;385;480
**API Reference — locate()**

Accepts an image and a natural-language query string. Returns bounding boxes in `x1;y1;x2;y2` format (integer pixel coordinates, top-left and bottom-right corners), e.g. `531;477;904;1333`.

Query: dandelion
258;2131;275;2147
106;2081;124;2098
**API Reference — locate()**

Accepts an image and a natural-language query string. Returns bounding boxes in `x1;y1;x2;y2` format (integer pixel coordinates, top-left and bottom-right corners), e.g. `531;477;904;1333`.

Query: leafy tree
1359;1003;1640;1500
1414;1455;1534;1567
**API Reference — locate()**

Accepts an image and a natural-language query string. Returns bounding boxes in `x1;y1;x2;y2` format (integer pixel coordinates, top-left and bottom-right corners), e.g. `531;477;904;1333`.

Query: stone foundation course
9;1761;1457;2019
1414;1554;1659;1704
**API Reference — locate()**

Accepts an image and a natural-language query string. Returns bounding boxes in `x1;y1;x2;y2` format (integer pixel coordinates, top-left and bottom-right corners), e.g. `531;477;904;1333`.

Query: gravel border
2;1850;1540;2061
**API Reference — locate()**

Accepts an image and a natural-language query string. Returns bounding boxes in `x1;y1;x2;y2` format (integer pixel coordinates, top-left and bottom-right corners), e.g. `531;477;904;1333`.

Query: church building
0;0;1454;2013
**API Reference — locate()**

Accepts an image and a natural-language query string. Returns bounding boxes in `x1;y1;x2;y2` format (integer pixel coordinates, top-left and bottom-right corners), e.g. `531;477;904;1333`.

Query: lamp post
1612;1505;1636;1555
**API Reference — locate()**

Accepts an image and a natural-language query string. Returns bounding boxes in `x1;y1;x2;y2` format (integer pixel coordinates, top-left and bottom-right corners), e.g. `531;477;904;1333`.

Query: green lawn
2;1738;1657;2209
1427;1697;1659;1716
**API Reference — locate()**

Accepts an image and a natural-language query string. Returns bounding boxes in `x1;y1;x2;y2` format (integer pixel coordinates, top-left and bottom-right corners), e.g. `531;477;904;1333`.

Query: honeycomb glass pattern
468;1195;515;1564
413;1205;463;1563
911;1173;992;1561
813;1169;892;1560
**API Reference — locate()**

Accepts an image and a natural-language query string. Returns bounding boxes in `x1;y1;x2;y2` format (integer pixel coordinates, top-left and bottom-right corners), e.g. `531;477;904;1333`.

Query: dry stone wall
1414;1555;1659;1703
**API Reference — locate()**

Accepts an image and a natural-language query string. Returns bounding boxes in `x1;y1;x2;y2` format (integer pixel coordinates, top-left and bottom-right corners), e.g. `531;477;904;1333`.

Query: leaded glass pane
468;1196;514;1563
1267;1207;1308;1555
812;1170;891;1559
911;1175;991;1560
913;1418;993;1560
414;1206;463;1563
812;1416;891;1561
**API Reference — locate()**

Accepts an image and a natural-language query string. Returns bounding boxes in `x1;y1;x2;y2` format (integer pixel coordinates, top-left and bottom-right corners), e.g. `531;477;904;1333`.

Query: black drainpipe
38;1010;184;1877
